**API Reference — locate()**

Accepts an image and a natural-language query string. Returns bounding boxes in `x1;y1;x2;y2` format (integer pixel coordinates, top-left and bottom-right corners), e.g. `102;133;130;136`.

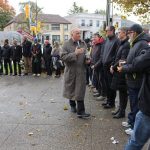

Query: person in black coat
2;39;12;75
101;26;120;109
0;46;3;75
43;40;52;76
110;27;130;118
118;24;150;132
31;38;42;76
124;46;150;150
11;40;22;76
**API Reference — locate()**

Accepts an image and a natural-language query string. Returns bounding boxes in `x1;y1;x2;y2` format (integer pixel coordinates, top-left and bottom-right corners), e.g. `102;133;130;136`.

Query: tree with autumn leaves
0;0;15;30
113;0;150;24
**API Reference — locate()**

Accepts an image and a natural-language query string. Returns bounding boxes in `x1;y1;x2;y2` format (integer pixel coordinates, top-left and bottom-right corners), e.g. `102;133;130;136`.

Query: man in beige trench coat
61;28;90;118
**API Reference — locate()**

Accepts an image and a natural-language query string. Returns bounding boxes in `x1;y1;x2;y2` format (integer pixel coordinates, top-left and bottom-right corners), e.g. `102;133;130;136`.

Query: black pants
69;100;85;114
86;66;92;84
45;59;52;75
13;59;21;75
99;69;107;96
103;66;116;105
4;58;12;75
32;58;41;74
55;68;61;76
0;59;3;74
119;88;128;113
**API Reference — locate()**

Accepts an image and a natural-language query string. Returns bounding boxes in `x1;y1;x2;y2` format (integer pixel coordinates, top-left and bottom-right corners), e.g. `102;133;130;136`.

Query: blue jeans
128;88;140;128
125;111;150;150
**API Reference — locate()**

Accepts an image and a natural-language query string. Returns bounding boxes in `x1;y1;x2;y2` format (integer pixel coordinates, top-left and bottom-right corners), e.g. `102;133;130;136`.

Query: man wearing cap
118;24;150;135
61;27;90;118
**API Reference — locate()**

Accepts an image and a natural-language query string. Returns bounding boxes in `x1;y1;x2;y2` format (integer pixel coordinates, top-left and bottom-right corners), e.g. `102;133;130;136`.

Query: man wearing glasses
101;26;120;109
118;24;150;135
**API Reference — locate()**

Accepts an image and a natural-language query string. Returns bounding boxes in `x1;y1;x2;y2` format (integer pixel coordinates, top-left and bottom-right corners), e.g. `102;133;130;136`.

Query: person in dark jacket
43;40;52;76
124;46;150;150
101;26;120;109
118;24;150;135
110;27;130;118
2;39;12;75
11;40;22;76
0;46;3;75
22;36;32;75
31;38;42;76
91;33;106;100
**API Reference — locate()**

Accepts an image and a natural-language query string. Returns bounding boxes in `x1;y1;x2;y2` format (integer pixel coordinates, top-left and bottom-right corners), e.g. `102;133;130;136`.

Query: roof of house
5;13;71;27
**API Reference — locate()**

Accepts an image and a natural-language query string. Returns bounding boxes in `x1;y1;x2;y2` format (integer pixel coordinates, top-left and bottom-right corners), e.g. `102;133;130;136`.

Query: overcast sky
8;0;139;23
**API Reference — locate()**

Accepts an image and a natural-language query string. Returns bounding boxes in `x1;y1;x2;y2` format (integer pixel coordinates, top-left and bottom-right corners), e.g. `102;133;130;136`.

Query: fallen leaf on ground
63;105;68;110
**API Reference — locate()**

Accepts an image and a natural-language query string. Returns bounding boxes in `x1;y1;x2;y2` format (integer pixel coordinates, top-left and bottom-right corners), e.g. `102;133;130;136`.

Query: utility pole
35;0;38;37
106;0;110;26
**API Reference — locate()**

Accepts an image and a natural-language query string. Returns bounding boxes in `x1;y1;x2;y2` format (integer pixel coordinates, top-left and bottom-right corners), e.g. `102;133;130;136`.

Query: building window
64;35;68;41
64;24;68;31
89;20;93;26
81;20;85;26
96;20;100;27
52;35;60;43
51;24;60;31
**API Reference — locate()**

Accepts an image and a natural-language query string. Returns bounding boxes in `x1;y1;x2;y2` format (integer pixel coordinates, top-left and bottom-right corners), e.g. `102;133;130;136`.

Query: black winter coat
2;44;11;59
102;35;120;67
111;38;130;90
43;44;52;61
22;40;32;57
122;32;150;89
130;46;150;117
11;45;22;60
91;42;104;69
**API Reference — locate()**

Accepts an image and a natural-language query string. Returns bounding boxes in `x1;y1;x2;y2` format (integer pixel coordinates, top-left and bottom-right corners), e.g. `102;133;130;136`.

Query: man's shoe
23;73;28;76
101;102;108;106
125;128;133;135
103;104;115;109
113;112;125;119
112;109;120;115
122;121;131;128
71;107;77;113
77;112;90;118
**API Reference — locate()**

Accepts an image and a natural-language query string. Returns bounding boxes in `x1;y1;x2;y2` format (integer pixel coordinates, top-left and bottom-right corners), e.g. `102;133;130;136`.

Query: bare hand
91;65;94;69
110;66;114;74
117;66;123;72
75;47;84;56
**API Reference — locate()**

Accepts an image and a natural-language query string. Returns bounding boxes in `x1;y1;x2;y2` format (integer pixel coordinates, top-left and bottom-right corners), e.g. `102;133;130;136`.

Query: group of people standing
61;24;150;150
0;36;63;77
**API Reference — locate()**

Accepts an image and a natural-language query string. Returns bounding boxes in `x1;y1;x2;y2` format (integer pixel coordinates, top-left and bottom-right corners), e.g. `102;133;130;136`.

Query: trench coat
61;38;88;101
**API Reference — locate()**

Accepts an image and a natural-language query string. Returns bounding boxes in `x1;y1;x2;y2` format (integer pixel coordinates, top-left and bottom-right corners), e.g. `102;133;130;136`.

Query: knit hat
128;24;143;34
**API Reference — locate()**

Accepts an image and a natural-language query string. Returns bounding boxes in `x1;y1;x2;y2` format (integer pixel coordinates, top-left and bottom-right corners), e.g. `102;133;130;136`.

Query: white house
65;13;122;39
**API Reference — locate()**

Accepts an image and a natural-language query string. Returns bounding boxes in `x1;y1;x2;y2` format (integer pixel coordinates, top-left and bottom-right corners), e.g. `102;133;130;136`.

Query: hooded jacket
122;32;150;88
11;45;22;60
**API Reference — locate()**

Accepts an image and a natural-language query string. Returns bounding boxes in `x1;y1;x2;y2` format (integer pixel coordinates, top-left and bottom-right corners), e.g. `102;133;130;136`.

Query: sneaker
77;112;91;118
37;74;41;77
122;121;131;128
125;128;133;135
32;74;36;76
96;96;106;101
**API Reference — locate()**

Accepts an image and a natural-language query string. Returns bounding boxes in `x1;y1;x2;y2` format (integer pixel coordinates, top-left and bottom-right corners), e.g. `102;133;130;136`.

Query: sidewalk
0;75;149;150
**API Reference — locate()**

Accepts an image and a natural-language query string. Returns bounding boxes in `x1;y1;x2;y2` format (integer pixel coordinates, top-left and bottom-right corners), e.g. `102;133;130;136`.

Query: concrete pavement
0;74;149;150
